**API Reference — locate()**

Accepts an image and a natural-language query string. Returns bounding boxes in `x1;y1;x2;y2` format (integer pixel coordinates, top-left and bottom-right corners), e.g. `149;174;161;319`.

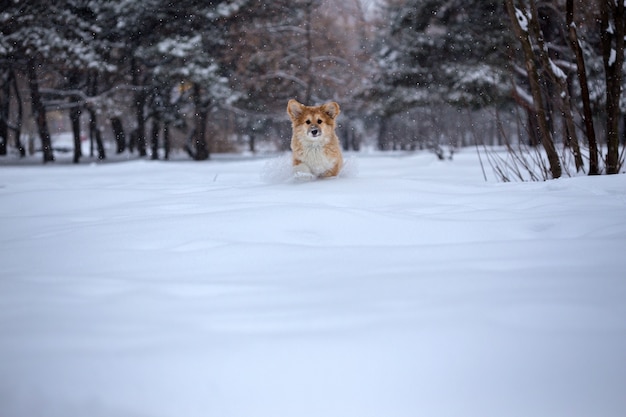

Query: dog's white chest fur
298;142;335;176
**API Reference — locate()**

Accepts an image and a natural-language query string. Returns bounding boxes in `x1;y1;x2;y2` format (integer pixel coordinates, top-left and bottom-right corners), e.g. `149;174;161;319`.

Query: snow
1;151;625;417
609;48;617;67
549;58;566;81
157;35;201;58
514;8;529;33
514;84;534;107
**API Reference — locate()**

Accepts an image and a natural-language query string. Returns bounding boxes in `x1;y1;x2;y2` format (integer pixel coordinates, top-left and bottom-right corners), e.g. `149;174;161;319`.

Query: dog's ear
322;101;340;119
287;99;304;120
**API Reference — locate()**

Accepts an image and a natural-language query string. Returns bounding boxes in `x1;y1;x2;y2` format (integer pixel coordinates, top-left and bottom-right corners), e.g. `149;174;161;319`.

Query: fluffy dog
287;99;343;178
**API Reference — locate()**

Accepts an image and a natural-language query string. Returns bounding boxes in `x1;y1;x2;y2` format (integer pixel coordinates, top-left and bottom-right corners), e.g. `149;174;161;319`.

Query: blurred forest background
0;0;625;177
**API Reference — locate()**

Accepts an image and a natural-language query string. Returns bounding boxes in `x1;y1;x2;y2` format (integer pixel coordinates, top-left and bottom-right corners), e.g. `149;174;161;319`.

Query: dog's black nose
311;128;319;136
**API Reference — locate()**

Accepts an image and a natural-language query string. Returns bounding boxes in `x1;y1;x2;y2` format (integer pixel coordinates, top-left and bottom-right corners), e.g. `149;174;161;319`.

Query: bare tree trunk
87;71;105;160
249;134;256;153
601;0;625;174
12;70;25;157
303;0;314;104
0;69;9;156
111;117;126;153
505;0;561;178
526;0;577;171
96;125;105;160
27;59;54;163
70;106;82;163
163;122;170;160
554;91;583;172
567;0;599;175
351;127;360;151
131;57;147;157
67;71;82;164
87;107;105;160
192;83;210;161
377;116;388;151
128;129;137;153
525;108;540;147
150;118;160;160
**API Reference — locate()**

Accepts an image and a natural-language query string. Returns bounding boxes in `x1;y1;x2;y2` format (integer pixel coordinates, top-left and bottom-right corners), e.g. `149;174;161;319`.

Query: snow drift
0;151;625;417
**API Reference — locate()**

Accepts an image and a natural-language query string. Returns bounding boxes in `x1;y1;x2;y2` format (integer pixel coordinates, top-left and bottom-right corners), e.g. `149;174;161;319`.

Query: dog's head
287;99;340;141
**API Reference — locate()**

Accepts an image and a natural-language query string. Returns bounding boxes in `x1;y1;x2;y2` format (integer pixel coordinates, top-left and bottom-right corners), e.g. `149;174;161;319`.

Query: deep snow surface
1;151;625;417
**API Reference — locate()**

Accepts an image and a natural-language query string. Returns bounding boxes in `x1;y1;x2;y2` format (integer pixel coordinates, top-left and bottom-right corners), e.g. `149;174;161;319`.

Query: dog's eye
306;120;311;124
317;119;322;124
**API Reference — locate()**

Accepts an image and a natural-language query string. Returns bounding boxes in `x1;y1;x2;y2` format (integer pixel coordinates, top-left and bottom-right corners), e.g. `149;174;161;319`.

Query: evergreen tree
369;0;512;117
0;0;109;162
99;0;252;160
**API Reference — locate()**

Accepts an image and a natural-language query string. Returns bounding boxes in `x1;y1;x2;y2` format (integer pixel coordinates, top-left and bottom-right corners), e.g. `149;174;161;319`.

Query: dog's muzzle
308;125;321;138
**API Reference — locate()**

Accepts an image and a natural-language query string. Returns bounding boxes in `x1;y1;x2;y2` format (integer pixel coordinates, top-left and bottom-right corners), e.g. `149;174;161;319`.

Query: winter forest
2;2;626;416
1;0;625;178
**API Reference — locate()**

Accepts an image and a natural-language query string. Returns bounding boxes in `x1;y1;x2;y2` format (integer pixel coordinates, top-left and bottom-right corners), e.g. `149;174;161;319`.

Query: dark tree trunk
131;58;147;157
150;118;160;160
12;70;25;157
505;0;561;178
601;0;625;174
526;109;540;147
67;71;82;164
111;117;126;153
87;71;105;160
249;134;256;153
567;0;599;175
192;83;210;161
341;122;352;151
135;94;147;157
0;118;6;156
70;106;82;163
129;129;137;153
303;0;313;104
377;116;388;151
0;69;9;156
88;107;105;160
351;129;360;151
27;60;54;163
163;122;170;160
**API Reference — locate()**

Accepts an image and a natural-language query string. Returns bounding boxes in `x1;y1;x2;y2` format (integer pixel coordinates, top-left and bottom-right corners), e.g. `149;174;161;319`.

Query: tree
103;0;252;160
1;0;376;161
601;0;626;174
504;0;625;177
566;0;599;175
505;0;562;178
372;0;511;109
0;67;25;157
101;0;162;158
0;0;109;163
365;0;513;150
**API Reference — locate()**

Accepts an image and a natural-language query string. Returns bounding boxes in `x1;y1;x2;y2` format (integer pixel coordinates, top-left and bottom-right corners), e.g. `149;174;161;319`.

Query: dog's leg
293;161;315;179
320;159;342;178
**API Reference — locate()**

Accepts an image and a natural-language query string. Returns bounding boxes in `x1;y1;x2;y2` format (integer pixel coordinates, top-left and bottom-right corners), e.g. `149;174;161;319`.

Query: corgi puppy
287;99;343;178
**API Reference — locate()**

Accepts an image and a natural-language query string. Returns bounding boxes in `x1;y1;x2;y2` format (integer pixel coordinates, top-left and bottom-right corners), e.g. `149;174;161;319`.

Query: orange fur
287;99;343;178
